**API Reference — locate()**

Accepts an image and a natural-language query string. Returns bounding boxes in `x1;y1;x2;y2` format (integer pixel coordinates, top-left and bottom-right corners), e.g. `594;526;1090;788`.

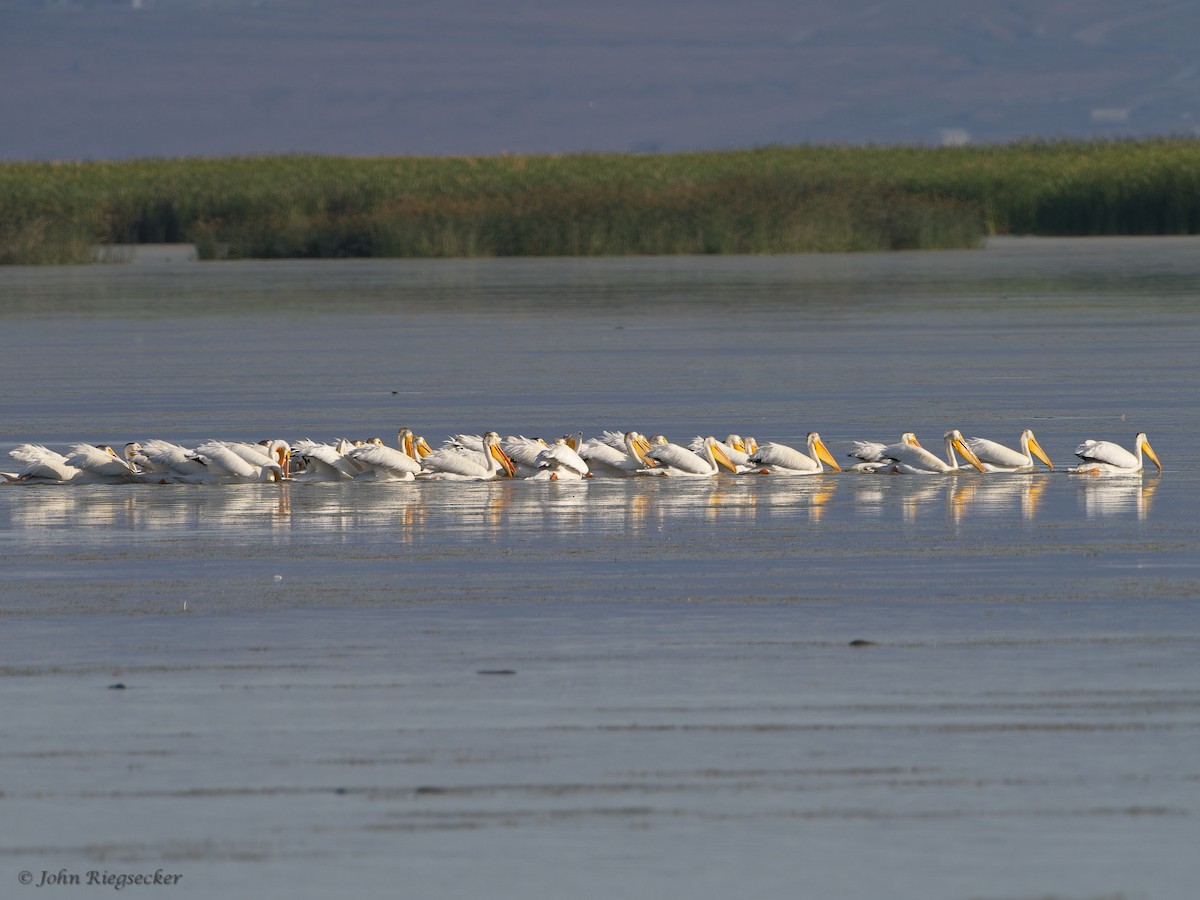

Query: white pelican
1069;432;1162;475
848;432;920;464
527;437;591;481
967;429;1054;472
132;439;211;482
638;435;739;477
4;444;82;483
880;430;987;474
291;439;360;482
689;434;755;471
64;443;139;482
419;431;517;481
745;432;841;475
579;430;652;477
502;435;551;477
846;432;921;472
344;428;424;481
194;441;286;482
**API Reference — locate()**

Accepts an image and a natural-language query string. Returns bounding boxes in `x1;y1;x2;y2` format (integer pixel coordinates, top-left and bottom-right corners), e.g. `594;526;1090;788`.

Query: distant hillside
3;0;1199;160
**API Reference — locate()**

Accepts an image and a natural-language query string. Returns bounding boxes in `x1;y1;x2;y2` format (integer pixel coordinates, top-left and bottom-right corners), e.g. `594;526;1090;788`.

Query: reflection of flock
3;469;1160;533
3;427;1161;487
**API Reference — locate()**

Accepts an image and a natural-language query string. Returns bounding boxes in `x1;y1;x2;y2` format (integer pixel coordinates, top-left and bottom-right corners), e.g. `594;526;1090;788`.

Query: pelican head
1021;428;1054;470
703;436;740;473
807;432;841;472
946;429;986;473
1137;432;1162;472
483;431;517;477
901;432;922;448
398;427;415;458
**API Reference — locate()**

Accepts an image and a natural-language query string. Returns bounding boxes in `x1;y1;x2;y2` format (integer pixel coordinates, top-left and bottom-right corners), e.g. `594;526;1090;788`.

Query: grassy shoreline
3;139;1199;264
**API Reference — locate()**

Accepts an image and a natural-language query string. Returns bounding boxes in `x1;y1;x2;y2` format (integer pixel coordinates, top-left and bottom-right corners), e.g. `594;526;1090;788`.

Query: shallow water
1;238;1199;899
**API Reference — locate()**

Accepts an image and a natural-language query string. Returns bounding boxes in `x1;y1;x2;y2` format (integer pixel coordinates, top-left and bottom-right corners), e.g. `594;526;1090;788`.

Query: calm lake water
1;238;1198;899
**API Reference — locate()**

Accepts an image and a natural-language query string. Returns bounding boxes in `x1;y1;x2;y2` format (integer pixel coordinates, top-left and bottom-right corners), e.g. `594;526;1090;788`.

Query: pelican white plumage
291;439;360;482
848;432;920;465
967;429;1054;472
745;432;841;475
689;434;755;471
502;436;551;478
132;439;210;482
638;435;739;477
344;428;424;481
877;430;988;474
194;441;286;482
845;432;922;472
579;430;652;477
1069;432;1161;475
4;444;82;483
527;437;591;481
64;443;139;482
222;440;291;477
419;431;517;481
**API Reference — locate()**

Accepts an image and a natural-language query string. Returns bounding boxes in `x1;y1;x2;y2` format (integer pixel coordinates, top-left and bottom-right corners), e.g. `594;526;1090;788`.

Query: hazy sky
4;0;1198;160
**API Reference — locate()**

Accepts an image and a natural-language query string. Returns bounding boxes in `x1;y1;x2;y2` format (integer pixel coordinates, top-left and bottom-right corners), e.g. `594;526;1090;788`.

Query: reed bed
2;139;1199;264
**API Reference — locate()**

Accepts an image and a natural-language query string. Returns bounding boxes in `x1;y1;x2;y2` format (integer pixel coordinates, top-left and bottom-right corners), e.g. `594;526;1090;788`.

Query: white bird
221;440;292;477
64;443;139;482
878;430;987;474
848;432;920;464
638;435;739;477
419;431;517;481
846;432;922;472
1069;432;1162;475
745;432;841;475
194;441;286;482
579;430;653;477
4;444;82;483
291;439;360;482
689;434;755;471
344;427;424;481
888;432;988;475
502;435;551;477
967;429;1054;472
132;439;211;482
527;437;591;481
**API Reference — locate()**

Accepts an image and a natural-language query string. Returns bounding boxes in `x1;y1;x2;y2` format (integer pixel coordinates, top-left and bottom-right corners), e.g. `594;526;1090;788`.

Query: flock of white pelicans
2;427;1162;485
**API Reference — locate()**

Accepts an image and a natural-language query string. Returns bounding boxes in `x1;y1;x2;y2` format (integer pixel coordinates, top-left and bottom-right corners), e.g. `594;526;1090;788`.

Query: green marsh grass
2;140;1198;264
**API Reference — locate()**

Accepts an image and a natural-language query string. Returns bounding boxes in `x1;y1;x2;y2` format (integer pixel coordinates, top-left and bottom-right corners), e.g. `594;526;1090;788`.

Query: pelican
291;439;360;482
132;439;211;482
502;435;551;477
64;443;139;482
846;432;922;472
967;429;1054;472
344;428;424;481
1069;432;1161;475
419;431;517;481
745;432;841;475
638;435;739;477
527;437;591;481
4;444;82;483
689;434;755;471
194;441;286;482
881;430;987;474
859;432;988;475
579;430;652;477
